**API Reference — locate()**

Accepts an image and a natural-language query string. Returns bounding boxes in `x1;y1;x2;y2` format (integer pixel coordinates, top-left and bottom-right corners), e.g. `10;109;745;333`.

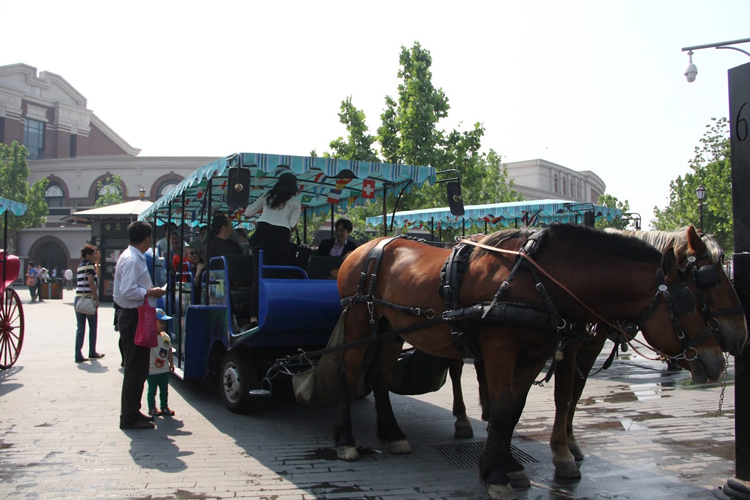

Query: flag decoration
362;179;376;199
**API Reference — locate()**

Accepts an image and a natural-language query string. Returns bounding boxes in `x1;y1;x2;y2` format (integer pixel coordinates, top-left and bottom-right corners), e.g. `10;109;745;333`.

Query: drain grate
432;442;537;469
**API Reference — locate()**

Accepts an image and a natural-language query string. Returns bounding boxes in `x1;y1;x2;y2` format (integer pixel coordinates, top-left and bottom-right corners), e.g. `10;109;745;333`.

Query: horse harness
344;229;716;367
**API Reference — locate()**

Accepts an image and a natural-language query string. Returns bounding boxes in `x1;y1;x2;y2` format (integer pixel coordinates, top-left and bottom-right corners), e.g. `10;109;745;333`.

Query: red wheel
0;287;24;369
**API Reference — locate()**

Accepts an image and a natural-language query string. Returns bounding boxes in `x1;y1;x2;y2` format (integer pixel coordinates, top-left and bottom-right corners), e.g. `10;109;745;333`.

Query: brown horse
335;224;725;500
548;226;748;478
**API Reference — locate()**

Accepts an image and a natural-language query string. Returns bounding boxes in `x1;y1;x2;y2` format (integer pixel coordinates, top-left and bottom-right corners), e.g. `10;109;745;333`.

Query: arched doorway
36;240;68;276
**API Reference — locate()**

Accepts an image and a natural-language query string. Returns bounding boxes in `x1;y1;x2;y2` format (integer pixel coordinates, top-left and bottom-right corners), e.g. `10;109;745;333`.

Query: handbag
26;275;36;287
75;294;97;315
134;298;159;348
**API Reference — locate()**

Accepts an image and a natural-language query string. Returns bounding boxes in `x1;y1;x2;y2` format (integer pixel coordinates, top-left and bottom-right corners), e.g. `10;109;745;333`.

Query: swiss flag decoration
362;179;376;199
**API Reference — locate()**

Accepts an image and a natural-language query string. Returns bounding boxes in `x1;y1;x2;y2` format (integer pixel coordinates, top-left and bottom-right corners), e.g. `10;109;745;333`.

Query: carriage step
248;389;272;397
433;442;537;469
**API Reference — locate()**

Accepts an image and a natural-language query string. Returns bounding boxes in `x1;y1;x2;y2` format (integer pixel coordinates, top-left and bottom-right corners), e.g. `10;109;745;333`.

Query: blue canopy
139;153;436;227
0;196;27;217
366;199;623;230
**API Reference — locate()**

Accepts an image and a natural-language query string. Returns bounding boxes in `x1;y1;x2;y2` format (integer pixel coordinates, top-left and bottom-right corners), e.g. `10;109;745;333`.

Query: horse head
682;226;748;356
638;245;726;383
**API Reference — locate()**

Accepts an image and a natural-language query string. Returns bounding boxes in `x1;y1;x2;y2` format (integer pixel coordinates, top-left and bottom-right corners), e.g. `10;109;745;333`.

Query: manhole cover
433;442;537;469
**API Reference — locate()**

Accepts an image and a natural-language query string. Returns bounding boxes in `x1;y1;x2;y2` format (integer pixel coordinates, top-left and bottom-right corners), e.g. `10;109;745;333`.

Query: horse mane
605;227;724;264
471;224;662;264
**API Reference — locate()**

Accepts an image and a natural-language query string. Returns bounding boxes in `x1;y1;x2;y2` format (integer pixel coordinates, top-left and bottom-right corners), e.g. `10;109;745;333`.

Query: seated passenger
196;214;243;284
315;218;358;257
172;247;199;282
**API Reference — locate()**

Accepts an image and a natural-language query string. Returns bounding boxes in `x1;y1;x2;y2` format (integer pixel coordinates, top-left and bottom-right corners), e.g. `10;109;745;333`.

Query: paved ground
0;294;740;499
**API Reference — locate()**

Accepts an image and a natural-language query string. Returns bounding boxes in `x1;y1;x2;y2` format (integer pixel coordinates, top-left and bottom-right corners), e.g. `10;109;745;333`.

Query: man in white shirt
114;221;166;430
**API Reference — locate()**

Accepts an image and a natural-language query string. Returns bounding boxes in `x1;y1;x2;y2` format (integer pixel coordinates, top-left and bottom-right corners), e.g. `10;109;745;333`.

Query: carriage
137;152;442;412
0;195;27;370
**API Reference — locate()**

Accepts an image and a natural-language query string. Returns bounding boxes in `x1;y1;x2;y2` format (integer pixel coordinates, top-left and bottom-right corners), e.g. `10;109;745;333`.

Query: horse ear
686;226;707;256
661;247;679;281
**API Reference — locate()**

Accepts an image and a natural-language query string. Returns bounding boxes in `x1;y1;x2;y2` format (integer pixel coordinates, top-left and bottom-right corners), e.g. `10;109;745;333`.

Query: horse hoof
387;439;412;455
454;421;474;439
554;459;581;478
336;445;360;461
485;483;517;500
507;470;531;488
568;441;585;461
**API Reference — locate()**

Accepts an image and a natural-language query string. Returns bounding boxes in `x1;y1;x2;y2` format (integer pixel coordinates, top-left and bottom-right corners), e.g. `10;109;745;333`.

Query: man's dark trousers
118;308;150;426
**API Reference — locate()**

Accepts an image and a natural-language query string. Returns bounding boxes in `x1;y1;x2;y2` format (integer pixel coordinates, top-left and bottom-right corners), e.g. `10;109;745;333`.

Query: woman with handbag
26;262;39;302
74;244;104;363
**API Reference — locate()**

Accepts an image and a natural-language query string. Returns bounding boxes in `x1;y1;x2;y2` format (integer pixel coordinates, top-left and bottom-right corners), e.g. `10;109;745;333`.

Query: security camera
685;62;698;82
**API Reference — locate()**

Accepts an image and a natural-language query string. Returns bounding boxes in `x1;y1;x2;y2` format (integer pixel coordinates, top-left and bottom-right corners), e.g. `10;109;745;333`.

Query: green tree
0;141;49;246
595;194;631;230
652;117;733;250
94;174;126;207
328;97;379;161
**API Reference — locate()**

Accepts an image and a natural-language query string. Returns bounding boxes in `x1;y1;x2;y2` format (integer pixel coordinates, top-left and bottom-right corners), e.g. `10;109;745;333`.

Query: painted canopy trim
366;199;623;229
139;153;436;227
0;196;28;216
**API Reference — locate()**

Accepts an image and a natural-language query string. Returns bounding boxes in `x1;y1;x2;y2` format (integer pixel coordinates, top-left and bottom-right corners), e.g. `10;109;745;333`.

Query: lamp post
683;38;750;500
696;185;706;232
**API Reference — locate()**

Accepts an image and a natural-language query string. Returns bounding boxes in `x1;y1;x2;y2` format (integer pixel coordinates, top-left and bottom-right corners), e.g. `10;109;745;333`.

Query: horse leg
565;329;608;462
551;337;583;478
372;333;411;454
449;359;474;438
478;347;521;500
334;332;370;462
475;358;491;422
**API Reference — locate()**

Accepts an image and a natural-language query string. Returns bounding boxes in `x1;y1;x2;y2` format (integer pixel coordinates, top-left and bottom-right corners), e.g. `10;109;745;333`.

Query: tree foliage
652;117;733;250
94;174;126;207
595;194;632;230
318;42;523;242
0;141;49;244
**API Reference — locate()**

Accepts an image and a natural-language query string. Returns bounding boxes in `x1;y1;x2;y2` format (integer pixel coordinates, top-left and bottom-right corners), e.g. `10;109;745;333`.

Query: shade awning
366;199;623;229
139;153;436;227
65;199;154;224
0;196;27;217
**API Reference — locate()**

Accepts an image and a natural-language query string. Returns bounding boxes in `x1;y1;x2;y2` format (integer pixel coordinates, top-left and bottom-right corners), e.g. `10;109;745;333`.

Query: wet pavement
0;296;739;499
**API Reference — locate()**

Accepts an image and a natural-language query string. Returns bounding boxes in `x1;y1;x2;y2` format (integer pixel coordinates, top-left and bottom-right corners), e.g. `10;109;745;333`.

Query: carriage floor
0;295;737;499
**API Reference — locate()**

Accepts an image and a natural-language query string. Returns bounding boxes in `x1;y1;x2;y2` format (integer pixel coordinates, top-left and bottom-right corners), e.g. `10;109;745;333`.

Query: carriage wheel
0;288;25;369
219;350;262;414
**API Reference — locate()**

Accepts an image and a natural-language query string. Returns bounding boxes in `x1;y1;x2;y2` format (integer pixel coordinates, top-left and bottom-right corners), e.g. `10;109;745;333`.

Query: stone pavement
0;294;739;499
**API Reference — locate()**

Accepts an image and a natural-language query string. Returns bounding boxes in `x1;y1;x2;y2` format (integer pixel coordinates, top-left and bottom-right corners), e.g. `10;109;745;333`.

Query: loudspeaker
583;210;595;227
227;167;251;208
447;181;465;216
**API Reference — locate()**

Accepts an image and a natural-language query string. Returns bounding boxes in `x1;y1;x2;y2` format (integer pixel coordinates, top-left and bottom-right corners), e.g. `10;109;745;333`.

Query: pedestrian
25;262;39;302
113;221;166;430
36;266;47;302
74;245;104;363
52;267;58;279
64;268;74;290
146;308;175;417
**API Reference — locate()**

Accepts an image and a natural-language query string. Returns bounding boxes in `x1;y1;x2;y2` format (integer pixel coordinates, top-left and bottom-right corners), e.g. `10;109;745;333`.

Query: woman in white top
244;172;301;326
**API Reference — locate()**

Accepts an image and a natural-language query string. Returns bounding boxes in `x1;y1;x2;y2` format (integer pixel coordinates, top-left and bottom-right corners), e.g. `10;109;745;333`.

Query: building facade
1;63;607;276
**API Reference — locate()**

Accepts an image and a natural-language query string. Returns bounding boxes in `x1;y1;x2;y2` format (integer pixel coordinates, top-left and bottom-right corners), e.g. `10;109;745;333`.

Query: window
0;117;5;144
45;185;65;208
24;119;45;159
553;174;558;193
158;182;178;198
70;134;77;158
563;177;567;195
577;181;581;199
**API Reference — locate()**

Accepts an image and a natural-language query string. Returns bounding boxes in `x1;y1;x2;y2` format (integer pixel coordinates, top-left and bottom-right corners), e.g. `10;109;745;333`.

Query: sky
3;0;749;227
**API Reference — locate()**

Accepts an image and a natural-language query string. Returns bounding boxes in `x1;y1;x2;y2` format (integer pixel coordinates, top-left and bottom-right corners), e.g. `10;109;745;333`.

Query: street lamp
682;38;750;83
696;184;706;232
